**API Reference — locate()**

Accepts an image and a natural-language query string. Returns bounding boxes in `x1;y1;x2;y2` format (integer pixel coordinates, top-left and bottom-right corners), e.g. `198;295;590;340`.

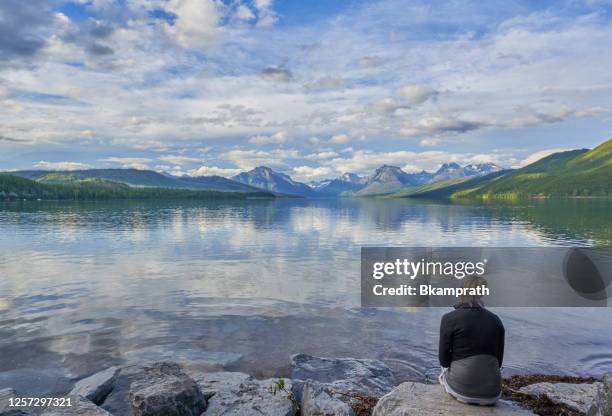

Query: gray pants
439;354;501;405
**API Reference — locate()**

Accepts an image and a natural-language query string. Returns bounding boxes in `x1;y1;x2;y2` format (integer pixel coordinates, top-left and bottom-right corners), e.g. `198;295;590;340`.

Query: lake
0;197;611;394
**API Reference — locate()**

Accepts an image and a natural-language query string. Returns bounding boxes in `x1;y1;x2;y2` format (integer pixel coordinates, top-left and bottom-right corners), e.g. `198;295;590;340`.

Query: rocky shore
0;355;610;416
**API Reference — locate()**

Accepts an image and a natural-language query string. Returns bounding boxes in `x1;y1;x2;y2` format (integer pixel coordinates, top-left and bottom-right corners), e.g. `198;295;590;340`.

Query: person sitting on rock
438;275;505;405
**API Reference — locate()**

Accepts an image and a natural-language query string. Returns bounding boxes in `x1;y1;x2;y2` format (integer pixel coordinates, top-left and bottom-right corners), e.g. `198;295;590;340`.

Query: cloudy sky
1;0;611;181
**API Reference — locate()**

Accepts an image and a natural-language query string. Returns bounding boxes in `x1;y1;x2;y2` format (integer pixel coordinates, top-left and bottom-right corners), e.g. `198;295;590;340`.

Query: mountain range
230;163;500;197
3;139;610;200
5;162;500;198
13;169;263;193
352;163;501;196
392;139;612;199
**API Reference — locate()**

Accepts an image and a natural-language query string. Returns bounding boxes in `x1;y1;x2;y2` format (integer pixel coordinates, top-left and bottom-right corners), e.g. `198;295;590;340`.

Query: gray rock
189;371;251;402
129;362;206;416
588;373;612;416
191;372;297;416
290;354;396;401
69;366;119;404
99;362;206;416
520;381;600;413
300;380;354;416
372;382;535;416
41;396;112;415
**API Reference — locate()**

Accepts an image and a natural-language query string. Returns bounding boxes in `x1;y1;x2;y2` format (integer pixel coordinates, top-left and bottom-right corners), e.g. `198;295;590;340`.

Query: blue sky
0;0;611;181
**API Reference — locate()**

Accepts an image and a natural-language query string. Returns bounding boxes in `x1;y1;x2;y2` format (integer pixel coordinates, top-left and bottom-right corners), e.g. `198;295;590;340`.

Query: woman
438;276;505;405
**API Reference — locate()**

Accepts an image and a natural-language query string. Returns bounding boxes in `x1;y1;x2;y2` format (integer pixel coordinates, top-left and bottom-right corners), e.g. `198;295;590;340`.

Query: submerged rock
519;381;600;413
191;371;297;416
588;373;612;416
290;353;396;397
372;382;535;416
291;354;396;415
69;366;119;404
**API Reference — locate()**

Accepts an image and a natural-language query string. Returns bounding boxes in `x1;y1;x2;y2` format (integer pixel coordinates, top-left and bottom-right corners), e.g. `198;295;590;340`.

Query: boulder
69;366;119;404
41;396;113;415
98;362;206;416
372;382;535;416
290;354;396;399
588;373;612;416
129;362;206;416
519;381;600;413
191;371;297;416
300;380;354;416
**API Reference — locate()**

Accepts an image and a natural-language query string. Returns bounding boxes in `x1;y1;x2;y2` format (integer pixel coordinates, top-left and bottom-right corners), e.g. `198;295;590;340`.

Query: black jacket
439;303;505;368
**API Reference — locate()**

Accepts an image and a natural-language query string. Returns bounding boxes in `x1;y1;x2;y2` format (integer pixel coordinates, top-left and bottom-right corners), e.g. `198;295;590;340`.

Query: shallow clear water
0;198;611;394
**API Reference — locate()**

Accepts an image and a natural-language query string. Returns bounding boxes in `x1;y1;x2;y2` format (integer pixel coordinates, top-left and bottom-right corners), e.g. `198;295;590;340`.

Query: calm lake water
0;198;611;394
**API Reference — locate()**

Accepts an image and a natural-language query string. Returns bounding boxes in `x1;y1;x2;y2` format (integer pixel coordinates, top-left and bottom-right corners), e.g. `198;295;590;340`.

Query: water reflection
0;198;611;394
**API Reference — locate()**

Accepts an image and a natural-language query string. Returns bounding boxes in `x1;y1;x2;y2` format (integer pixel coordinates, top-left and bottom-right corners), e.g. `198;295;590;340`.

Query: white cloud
1;0;611;173
235;5;255;21
158;155;202;165
248;130;288;145
401;115;487;137
256;14;277;28
253;0;277;27
34;161;92;170
420;138;442;147
329;134;351;144
99;157;152;170
507;106;608;129
364;98;406;115
395;85;437;105
306;76;346;90
292;165;334;182
304;151;338;161
221;148;301;170
254;0;273;10
163;0;224;49
187;165;242;177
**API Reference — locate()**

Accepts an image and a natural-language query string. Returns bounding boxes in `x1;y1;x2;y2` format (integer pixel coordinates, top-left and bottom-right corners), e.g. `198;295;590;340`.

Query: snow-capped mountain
232;166;316;197
311;172;367;196
231;163;504;198
356;165;432;195
338;172;367;184
430;162;501;182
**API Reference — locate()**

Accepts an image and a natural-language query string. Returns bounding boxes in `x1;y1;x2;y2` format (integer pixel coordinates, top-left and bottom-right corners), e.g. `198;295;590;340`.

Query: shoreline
0;356;609;416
